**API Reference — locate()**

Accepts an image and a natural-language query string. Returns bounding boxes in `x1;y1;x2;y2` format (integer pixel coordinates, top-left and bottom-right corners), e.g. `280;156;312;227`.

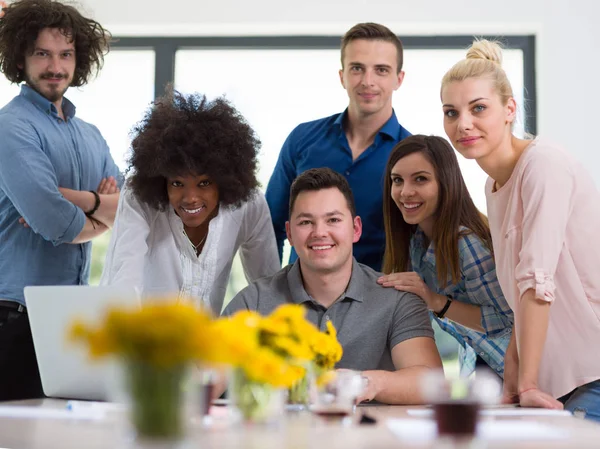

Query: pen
65;400;125;415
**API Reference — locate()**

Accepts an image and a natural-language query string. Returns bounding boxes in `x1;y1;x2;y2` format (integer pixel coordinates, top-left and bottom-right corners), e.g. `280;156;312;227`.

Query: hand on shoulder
377;272;444;311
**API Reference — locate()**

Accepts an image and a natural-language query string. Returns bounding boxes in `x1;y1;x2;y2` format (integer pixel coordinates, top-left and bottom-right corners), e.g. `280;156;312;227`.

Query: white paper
0;405;105;420
481;408;573;417
387;418;570;442
479;420;570;440
407;408;573;418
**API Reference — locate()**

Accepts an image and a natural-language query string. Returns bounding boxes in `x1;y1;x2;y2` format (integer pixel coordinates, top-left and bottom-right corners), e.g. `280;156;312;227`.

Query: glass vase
287;363;315;409
124;360;188;441
230;368;284;423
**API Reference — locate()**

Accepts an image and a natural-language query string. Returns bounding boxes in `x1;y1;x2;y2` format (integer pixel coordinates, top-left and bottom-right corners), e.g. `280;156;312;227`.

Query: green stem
126;361;186;439
288;374;310;405
231;369;282;422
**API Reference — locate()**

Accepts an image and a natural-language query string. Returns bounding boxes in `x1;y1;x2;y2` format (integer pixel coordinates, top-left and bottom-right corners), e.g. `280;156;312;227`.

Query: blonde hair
441;39;513;105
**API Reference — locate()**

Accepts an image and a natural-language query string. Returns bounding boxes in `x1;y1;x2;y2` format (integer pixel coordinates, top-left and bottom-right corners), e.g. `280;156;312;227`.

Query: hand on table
519;388;563;409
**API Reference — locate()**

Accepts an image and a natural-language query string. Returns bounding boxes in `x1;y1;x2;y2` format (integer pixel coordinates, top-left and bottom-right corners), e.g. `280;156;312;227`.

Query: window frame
113;35;537;134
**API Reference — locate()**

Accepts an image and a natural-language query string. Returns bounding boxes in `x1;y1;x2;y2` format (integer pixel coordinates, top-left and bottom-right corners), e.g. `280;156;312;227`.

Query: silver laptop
24;285;140;400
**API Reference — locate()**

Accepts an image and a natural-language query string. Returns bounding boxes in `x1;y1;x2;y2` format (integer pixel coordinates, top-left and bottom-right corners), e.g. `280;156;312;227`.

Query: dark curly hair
127;88;261;210
0;0;111;86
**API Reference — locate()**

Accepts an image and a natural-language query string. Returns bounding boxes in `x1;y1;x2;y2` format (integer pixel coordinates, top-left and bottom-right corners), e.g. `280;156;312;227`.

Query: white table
0;399;598;448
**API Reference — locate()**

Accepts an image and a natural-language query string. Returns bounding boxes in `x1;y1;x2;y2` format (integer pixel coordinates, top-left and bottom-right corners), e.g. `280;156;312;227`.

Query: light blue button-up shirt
0;85;121;305
410;227;513;377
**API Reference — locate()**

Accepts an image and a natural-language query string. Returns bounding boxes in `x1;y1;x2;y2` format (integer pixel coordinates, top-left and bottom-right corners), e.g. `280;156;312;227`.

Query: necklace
184;229;208;251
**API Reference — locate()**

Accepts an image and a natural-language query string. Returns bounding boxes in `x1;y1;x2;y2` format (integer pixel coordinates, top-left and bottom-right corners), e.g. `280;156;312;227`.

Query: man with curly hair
0;0;121;400
100;88;280;316
266;23;410;272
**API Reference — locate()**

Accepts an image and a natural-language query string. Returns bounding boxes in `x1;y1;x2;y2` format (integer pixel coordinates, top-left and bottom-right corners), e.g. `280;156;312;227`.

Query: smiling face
390;152;440;237
21;28;75;106
441;77;516;162
339;39;404;119
167;174;219;230
286;188;362;276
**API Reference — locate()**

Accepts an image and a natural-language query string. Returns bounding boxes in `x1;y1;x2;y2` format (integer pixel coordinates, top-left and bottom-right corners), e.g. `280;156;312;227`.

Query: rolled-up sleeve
461;235;513;335
0;118;84;245
515;152;573;303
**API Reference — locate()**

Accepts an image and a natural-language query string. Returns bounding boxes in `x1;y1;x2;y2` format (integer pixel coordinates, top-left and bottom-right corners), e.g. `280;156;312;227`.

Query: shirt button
479;352;485;356
325;315;330;321
345;171;350;176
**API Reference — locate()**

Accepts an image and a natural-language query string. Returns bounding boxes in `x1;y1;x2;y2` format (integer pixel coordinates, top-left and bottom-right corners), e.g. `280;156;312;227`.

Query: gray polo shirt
223;259;434;371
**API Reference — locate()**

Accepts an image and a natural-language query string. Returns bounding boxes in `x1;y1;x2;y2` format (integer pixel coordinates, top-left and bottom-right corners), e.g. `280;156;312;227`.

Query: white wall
82;0;600;185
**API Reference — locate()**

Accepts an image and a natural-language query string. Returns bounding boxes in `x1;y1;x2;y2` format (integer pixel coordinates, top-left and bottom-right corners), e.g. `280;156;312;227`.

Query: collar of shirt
286;258;366;306
20;84;76;120
410;226;473;269
332;108;402;141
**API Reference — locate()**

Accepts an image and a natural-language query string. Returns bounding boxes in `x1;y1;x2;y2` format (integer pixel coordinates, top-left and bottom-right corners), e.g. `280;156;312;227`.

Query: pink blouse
486;138;600;399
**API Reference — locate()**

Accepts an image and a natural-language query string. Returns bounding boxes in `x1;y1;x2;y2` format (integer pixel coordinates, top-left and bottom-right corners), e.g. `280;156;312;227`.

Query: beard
25;72;70;103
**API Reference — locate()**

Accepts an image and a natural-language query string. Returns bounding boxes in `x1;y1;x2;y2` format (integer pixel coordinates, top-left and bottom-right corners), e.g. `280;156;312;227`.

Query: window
175;47;526;214
174;45;527;308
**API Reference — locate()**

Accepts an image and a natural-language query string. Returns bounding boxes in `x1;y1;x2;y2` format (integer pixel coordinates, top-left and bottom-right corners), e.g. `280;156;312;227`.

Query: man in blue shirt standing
0;0;121;400
266;23;411;271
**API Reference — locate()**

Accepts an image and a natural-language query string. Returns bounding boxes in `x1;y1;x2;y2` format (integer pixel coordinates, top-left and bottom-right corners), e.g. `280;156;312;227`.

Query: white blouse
100;187;281;315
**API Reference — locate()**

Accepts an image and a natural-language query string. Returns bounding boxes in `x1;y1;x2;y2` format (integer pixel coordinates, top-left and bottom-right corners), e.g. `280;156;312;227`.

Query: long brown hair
382;135;492;286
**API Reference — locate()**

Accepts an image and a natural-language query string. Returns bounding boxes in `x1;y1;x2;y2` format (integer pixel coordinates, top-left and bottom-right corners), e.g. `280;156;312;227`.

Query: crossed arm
19;177;120;243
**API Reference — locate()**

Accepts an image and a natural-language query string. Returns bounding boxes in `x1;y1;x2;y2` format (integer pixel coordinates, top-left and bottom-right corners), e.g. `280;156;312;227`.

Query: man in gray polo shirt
224;168;442;404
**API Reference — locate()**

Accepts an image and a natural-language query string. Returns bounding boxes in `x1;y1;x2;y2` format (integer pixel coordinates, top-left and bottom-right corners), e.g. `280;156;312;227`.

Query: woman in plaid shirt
378;134;513;378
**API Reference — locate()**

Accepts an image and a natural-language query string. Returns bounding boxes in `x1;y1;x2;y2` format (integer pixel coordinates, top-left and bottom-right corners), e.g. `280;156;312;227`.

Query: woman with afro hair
101;89;280;314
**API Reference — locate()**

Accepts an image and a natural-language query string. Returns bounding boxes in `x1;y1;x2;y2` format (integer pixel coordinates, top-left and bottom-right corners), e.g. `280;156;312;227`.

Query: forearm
506;325;518;365
363;365;437;405
431;294;485;333
94;192;119;227
59;188;119;227
517;289;550;392
69;217;108;243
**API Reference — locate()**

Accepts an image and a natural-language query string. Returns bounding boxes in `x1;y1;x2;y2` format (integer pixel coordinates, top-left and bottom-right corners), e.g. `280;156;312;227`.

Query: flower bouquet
287;318;343;407
70;301;216;441
211;304;342;421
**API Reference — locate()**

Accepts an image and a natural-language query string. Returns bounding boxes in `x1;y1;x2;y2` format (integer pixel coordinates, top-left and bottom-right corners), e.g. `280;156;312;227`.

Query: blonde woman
440;40;600;421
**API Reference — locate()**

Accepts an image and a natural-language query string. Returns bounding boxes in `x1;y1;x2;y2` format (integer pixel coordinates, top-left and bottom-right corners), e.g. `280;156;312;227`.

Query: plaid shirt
410;228;513;378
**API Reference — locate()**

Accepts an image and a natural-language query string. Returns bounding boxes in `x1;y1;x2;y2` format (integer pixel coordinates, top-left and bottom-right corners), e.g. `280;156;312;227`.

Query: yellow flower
269;304;306;322
204;318;259;365
316;369;337;387
311;320;343;370
69;300;216;368
242;348;304;387
268;335;314;361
